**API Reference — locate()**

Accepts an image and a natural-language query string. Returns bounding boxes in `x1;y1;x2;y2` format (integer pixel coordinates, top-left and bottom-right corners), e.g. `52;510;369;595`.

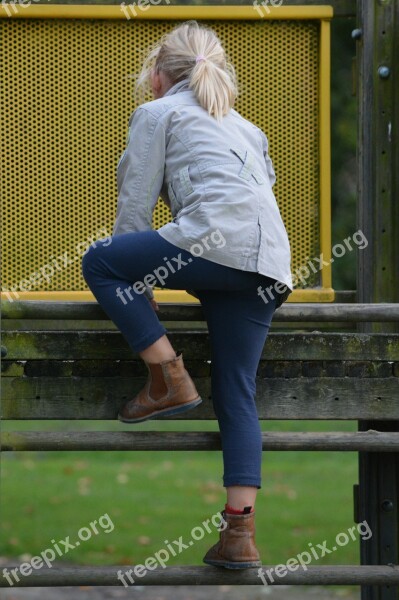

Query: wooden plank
2;300;398;321
0;565;398;587
2;377;398;420
357;421;399;600
356;0;399;333
2;331;399;361
0;361;25;376
2;358;396;377
0;321;370;334
355;0;399;594
3;431;399;452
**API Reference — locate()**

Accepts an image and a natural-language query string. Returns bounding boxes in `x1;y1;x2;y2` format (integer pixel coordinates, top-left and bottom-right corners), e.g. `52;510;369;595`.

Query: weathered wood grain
2;300;398;321
2;377;398;420
2;430;399;452
2;331;399;360
2;359;396;378
0;565;398;587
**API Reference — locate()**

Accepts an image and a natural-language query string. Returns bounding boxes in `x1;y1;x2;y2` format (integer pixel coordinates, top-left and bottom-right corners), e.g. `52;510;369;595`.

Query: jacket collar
163;77;191;97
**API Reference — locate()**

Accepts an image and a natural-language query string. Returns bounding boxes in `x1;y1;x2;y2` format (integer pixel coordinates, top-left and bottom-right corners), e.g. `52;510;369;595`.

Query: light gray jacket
113;77;293;303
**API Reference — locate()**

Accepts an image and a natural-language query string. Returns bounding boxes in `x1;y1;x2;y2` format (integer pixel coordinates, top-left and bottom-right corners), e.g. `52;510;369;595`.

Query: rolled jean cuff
223;477;261;490
129;324;167;353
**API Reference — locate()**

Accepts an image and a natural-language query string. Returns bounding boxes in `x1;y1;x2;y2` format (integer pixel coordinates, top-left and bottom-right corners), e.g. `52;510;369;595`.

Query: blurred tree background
330;16;357;291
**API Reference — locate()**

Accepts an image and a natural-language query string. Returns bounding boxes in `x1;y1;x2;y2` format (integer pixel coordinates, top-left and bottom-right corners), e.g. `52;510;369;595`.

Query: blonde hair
135;20;238;123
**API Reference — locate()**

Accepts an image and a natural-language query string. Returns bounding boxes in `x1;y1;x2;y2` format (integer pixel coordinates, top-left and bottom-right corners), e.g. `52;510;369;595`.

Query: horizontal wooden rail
2;301;399;322
2;431;399;452
2;377;399;420
2;332;399;361
0;564;398;587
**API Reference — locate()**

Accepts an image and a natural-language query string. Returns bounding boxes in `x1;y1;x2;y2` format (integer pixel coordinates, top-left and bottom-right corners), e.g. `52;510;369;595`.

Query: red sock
225;503;253;514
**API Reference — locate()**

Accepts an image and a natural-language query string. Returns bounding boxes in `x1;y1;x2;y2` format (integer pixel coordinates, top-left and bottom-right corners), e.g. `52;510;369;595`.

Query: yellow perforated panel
1;14;330;299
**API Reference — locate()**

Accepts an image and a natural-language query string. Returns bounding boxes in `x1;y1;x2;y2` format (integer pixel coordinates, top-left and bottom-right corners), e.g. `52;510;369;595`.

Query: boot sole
203;557;262;569
118;396;202;424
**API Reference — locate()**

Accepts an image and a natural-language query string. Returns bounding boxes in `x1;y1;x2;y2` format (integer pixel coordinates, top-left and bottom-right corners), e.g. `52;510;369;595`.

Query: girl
82;19;293;570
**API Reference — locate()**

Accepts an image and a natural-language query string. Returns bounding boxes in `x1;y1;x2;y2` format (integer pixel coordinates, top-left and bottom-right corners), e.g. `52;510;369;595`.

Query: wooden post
356;0;399;598
356;0;399;329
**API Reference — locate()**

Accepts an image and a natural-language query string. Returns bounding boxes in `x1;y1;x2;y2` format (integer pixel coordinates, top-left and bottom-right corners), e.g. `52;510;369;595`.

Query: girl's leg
139;336;177;363
82;233;171;356
82;229;278;500
81;230;277;355
194;287;277;509
226;486;258;511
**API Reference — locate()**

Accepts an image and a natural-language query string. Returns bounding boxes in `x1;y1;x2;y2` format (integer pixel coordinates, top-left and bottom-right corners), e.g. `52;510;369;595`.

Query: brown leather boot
203;508;262;569
118;352;202;423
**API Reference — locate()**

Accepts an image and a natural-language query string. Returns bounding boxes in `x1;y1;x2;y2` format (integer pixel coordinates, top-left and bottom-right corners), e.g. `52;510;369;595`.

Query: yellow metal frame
1;5;334;305
1;5;333;20
318;18;333;301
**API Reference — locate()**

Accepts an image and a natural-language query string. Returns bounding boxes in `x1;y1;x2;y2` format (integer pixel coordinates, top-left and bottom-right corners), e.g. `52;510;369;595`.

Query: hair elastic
195;55;207;63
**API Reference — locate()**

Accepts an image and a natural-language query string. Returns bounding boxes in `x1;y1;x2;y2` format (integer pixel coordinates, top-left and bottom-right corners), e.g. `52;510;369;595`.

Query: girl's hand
149;298;159;312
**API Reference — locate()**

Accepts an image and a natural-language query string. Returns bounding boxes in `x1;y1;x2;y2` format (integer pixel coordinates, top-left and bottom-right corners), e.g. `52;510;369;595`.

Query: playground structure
1;2;399;598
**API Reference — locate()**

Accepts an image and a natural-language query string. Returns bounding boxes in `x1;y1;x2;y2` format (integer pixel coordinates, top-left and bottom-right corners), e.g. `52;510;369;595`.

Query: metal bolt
351;28;362;40
378;66;391;79
381;499;394;512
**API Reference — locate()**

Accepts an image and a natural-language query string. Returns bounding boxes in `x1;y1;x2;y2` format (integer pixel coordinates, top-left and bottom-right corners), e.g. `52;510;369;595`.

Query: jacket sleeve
113;107;166;301
259;129;276;188
113;106;166;235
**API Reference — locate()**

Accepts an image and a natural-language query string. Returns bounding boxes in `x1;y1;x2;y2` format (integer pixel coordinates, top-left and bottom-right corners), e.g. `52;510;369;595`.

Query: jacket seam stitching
125;110;161;229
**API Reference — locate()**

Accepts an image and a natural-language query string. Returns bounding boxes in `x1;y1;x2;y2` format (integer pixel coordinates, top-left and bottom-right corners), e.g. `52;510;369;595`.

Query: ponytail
135;20;238;123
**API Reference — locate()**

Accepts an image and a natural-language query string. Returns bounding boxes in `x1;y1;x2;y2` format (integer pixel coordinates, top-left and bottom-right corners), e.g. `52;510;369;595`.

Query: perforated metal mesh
1;18;321;293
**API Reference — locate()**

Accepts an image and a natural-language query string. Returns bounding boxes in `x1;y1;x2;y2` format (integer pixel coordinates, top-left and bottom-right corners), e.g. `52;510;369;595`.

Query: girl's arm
113;107;166;301
113;106;166;236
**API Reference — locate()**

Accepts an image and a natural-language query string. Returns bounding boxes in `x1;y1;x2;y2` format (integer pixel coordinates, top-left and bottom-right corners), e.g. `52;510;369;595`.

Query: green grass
1;420;361;581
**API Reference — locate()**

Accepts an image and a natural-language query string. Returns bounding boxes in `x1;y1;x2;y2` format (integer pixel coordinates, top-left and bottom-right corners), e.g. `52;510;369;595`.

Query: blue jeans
81;231;279;489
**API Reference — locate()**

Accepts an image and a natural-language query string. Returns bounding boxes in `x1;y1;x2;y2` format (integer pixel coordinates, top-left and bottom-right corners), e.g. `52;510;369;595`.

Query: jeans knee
81;243;104;282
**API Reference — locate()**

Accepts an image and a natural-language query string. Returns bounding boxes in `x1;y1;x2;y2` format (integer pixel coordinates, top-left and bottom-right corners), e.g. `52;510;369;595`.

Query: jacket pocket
175;200;203;220
230;147;265;184
168;164;197;216
168;181;180;215
178;165;195;196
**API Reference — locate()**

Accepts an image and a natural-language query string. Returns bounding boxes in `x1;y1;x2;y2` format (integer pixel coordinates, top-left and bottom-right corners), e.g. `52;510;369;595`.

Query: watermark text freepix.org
2;228;112;302
257;228;369;306
253;0;283;17
258;519;372;585
117;510;227;586
116;228;226;305
120;0;170;20
3;513;115;586
1;0;41;18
